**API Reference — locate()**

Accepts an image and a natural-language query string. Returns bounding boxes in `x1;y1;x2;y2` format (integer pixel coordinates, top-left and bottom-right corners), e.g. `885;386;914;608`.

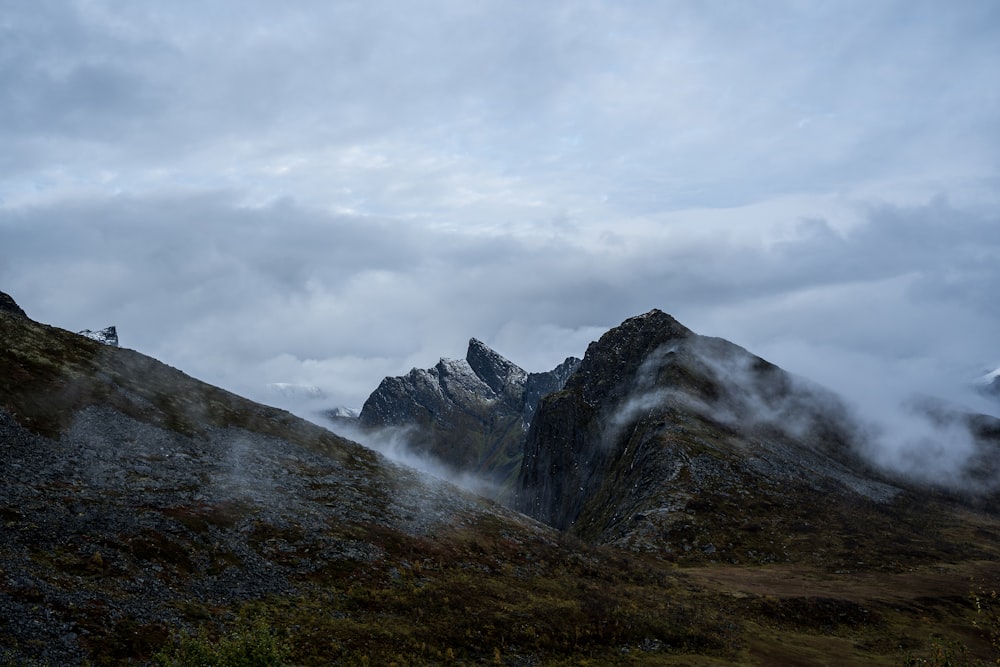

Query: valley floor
684;559;1000;666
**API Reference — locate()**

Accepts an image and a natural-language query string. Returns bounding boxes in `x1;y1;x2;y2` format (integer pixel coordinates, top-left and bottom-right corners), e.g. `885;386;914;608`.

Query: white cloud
0;0;998;426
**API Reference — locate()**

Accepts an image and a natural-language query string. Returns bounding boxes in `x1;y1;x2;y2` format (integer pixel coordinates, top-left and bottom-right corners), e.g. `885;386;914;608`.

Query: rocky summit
3;291;1000;665
357;338;579;488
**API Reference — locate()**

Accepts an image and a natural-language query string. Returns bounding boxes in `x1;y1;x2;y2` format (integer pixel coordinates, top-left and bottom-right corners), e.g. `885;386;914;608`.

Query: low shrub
153;618;289;667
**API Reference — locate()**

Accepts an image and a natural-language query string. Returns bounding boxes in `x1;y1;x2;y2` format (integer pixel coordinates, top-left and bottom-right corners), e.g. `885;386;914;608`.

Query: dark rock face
523;356;581;423
0;291;27;318
358;339;580;487
514;309;905;553
78;325;119;347
466;338;526;403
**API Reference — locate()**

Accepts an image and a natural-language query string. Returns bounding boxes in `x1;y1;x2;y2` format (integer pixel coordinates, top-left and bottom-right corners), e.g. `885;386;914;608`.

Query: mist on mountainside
772;349;1000;493
513;309;1000;512
610;334;1000;494
321;416;504;500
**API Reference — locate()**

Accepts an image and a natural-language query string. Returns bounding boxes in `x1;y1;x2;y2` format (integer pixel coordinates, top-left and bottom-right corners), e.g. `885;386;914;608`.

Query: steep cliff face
513;310;976;563
523;355;581;423
515;310;697;528
358;339;580;486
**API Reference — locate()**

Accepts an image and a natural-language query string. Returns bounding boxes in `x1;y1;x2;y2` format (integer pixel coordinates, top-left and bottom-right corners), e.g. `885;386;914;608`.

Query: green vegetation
154;617;290;667
972;583;1000;665
134;517;1000;666
154;522;740;666
892;582;1000;666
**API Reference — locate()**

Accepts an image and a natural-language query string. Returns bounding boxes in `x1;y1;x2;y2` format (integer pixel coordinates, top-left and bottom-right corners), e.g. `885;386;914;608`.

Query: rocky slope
0;295;557;665
514;310;1000;565
356;338;579;488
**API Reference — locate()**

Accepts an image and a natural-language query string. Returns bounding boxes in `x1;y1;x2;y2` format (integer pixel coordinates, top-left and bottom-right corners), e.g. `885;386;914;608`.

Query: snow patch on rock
78;326;118;347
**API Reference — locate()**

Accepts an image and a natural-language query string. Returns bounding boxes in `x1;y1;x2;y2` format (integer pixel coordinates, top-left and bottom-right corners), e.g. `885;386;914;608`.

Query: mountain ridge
354;338;580;488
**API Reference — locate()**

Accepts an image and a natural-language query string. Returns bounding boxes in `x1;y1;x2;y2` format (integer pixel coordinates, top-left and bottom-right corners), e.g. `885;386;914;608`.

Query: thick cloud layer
2;1;999;437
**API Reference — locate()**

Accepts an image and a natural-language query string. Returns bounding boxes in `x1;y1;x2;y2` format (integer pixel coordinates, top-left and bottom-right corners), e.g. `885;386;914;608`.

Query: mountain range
2;290;1000;665
350;337;579;490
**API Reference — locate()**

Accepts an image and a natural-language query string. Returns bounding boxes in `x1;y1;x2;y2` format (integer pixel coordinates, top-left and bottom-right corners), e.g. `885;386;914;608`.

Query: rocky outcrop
514;309;912;556
466;337;527;404
0;291;27;318
78;325;119;347
357;339;580;487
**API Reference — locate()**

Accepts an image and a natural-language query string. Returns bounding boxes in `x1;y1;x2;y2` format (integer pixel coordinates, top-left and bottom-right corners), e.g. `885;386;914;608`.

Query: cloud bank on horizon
1;1;999;420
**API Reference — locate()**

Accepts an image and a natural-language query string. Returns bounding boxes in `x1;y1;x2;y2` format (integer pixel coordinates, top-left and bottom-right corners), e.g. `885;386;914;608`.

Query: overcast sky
2;0;999;420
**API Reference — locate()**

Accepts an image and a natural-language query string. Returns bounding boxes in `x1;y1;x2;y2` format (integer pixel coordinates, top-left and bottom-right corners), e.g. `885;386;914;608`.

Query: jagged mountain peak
0;291;28;319
466;337;528;399
355;337;580;489
434;356;498;401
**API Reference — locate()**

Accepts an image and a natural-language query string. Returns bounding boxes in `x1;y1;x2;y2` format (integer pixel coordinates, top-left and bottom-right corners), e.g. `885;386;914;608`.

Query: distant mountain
264;382;327;399
325;405;361;419
318;405;362;431
356;338;579;488
78;325;119;347
514;310;1000;564
978;366;1000;397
